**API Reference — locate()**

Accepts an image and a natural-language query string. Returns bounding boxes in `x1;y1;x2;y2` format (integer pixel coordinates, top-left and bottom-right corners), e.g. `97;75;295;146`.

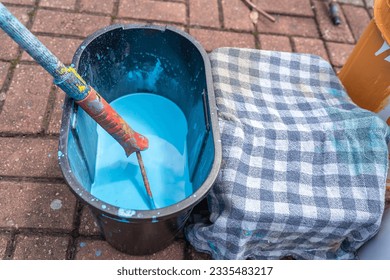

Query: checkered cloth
185;48;390;260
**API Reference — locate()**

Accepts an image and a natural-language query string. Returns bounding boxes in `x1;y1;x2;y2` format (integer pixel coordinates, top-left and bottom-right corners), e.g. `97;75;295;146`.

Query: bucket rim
58;23;222;221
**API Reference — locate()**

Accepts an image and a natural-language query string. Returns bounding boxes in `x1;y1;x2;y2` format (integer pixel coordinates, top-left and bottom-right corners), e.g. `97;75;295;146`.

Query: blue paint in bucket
91;93;192;210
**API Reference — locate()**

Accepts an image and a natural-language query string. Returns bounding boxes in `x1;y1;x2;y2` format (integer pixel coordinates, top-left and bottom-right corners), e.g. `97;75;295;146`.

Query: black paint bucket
58;24;221;255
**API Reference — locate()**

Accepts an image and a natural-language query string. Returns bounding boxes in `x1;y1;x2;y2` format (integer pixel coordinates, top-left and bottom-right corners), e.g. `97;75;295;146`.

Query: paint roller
0;3;157;209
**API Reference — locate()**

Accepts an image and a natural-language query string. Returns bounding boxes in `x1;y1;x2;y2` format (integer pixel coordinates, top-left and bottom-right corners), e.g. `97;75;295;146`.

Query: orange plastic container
338;0;390;124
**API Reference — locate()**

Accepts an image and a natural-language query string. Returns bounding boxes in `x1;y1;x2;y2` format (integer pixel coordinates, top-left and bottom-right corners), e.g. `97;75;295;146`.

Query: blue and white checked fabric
185;48;390;260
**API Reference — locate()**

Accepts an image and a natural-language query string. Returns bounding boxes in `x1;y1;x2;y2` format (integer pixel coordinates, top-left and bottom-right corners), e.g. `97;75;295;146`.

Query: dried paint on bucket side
58;24;222;255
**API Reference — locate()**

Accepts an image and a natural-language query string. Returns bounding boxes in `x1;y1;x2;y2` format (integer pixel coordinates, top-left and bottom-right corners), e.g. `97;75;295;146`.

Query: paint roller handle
75;86;149;156
0;3;148;156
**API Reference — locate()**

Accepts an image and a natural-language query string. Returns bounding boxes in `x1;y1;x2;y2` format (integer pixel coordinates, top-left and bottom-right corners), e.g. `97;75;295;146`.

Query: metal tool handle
329;0;341;26
0;3;148;156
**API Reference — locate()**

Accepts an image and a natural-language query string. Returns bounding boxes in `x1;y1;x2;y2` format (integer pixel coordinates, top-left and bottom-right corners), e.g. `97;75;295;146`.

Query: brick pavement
0;0;380;260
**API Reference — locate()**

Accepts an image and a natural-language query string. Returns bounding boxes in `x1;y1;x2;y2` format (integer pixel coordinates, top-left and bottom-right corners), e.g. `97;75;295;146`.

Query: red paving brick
79;206;101;236
190;0;220;28
21;36;83;64
190;28;255;52
326;42;355;67
313;0;354;44
32;9;111;37
2;0;35;4
39;0;76;10
0;64;52;134
257;15;319;38
259;34;292;52
75;239;185;260
113;18;185;31
118;0;186;24
342;5;371;41
0;137;62;178
13;235;69;260
292;37;329;61
0;62;10;89
0;181;76;230
47;90;65;135
80;0;115;14
256;0;314;17
221;0;254;31
113;18;146;25
0;235;9;259
0;6;32;60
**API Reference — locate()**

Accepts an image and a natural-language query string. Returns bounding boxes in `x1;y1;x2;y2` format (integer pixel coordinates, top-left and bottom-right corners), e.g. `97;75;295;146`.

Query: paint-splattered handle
0;3;148;156
58;66;149;155
77;86;149;156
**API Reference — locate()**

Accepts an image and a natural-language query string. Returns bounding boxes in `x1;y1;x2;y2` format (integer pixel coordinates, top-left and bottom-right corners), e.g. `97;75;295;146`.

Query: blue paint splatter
207;241;221;256
95;249;102;257
101;204;107;210
255;232;266;239
126;59;164;92
57;150;64;158
328;88;344;98
79;242;86;248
